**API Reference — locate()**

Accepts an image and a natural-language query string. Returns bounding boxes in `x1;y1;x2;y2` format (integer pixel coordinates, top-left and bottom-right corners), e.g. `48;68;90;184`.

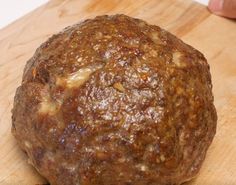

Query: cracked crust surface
12;14;217;185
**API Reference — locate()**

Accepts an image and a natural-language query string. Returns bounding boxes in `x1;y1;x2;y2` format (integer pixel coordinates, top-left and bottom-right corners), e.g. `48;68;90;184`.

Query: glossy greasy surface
12;15;217;185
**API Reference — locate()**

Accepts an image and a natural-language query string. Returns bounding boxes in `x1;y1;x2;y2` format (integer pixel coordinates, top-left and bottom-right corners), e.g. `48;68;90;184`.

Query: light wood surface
0;0;235;184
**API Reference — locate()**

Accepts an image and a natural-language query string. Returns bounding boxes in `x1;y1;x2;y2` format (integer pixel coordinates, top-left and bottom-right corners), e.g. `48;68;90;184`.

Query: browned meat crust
12;14;217;185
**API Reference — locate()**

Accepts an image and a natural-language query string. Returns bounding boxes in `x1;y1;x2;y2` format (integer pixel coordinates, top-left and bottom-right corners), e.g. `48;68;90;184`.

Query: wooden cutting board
0;0;235;184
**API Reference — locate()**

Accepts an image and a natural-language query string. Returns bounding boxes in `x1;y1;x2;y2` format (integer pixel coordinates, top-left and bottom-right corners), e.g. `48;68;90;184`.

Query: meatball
12;14;217;185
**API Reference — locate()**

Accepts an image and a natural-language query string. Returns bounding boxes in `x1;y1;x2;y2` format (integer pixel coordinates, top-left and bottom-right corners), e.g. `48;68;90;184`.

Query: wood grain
0;0;235;184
